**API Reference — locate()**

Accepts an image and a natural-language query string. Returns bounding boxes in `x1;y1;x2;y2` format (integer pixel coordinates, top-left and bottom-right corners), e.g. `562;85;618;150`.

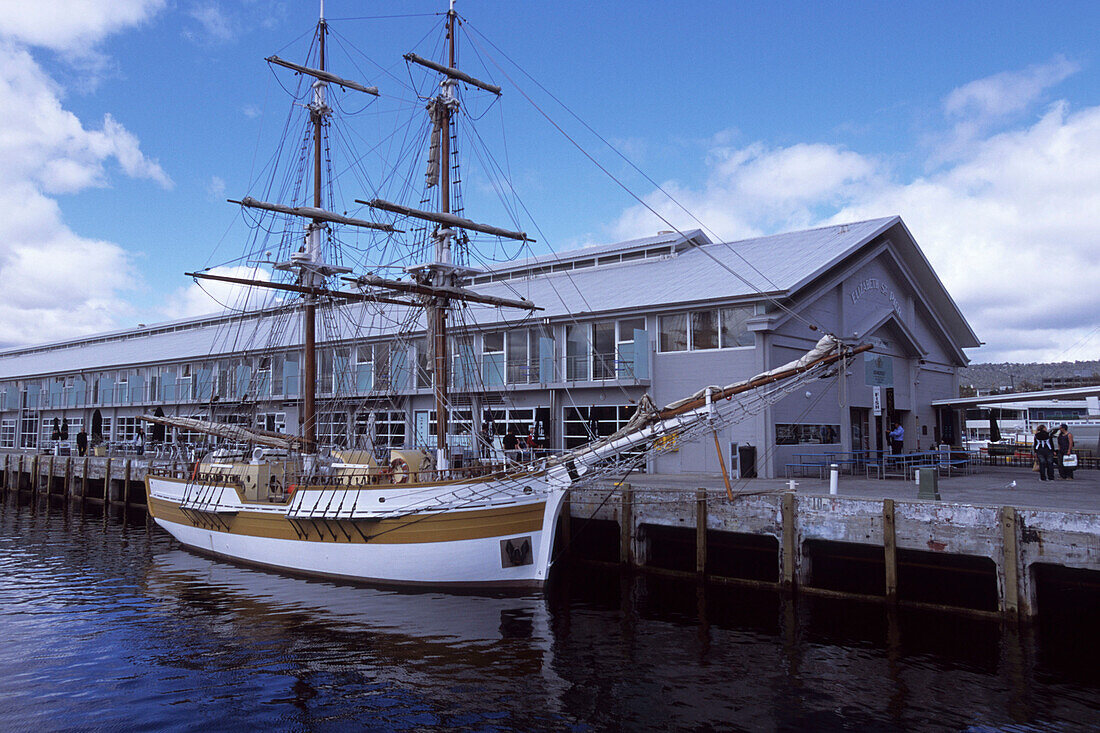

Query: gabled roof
0;216;979;378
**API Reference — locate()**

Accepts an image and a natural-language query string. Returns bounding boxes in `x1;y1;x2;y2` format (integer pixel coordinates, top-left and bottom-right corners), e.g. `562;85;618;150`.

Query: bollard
829;463;839;495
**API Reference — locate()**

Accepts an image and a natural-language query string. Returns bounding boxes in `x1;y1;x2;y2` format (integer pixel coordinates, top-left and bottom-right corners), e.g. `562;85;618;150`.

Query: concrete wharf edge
1;452;1097;619
569;466;1100;620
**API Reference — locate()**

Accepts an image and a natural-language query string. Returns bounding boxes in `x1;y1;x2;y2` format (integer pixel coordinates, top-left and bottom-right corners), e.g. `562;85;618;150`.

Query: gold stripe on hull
146;478;545;544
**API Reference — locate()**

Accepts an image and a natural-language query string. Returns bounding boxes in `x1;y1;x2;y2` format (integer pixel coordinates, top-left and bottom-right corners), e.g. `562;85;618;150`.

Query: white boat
145;4;868;588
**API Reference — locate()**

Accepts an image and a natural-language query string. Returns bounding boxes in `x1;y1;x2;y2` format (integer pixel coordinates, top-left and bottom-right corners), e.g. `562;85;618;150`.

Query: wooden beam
884;498;898;603
781;492;797;587
696;488;707;575
620;483;634;566
1001;506;1020;619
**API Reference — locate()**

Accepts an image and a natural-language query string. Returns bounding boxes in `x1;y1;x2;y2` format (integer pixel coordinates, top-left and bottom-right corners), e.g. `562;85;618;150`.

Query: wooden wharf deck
1;449;1096;621
567;465;1100;621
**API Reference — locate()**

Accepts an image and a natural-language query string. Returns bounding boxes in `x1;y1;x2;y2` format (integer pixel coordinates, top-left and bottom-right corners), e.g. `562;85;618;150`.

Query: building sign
849;277;902;313
872;386;882;416
865;353;894;387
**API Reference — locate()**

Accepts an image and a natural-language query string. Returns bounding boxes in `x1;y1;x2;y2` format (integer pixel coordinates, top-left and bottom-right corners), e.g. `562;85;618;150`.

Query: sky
1;0;1099;364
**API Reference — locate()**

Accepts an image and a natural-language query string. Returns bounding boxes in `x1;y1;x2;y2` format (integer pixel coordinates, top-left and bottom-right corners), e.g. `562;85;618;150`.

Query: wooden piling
81;456;89;499
560;490;571;555
103;458;113;505
2;453;8;491
18;455;24;491
64;457;72;497
124;459;131;507
884;498;898;603
696;489;707;575
620;483;633;566
31;455;39;494
47;455;55;495
781;492;797;587
1001;506;1020;619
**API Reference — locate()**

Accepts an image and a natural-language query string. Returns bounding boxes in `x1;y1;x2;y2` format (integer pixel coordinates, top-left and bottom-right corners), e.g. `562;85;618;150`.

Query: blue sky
1;0;1099;364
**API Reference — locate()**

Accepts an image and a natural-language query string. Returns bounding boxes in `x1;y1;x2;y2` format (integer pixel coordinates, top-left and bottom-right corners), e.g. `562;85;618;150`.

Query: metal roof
933;387;1100;408
0;216;974;379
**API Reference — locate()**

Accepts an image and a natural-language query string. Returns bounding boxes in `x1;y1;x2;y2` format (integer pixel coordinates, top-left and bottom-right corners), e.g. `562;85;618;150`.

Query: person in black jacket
503;428;519;462
76;429;88;457
1033;424;1055;481
1055;424;1075;479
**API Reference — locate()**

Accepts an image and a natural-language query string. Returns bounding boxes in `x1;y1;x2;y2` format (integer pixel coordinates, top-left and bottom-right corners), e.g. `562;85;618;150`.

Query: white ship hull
147;474;567;588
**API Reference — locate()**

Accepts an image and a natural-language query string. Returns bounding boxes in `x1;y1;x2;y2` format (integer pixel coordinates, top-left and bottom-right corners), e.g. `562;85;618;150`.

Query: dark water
1;495;1097;732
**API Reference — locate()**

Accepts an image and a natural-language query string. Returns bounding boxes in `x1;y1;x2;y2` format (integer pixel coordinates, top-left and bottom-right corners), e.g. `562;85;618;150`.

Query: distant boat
145;5;869;588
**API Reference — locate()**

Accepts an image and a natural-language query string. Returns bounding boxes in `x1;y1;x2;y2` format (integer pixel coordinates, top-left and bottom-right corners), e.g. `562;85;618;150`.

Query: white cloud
944;56;1078;122
612;142;882;243
0;0;169;347
187;3;233;43
207;175;226;201
0;0;164;55
612;61;1099;363
163;266;279;320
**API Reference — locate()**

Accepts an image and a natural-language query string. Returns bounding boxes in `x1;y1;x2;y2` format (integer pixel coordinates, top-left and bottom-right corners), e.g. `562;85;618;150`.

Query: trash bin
738;445;757;478
917;467;940;500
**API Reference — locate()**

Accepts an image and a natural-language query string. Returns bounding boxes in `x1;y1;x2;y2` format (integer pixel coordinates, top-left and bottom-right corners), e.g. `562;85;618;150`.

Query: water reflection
0;494;1097;731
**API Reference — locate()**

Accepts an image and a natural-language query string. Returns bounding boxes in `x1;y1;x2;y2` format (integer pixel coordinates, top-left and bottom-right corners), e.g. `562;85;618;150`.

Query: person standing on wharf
889;423;904;454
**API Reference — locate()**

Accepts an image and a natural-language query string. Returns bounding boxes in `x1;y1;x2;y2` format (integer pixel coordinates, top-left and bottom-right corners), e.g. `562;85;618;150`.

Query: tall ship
144;4;868;587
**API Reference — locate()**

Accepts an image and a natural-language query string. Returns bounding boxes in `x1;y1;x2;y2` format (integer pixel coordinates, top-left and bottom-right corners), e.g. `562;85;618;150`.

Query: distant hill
961;360;1100;393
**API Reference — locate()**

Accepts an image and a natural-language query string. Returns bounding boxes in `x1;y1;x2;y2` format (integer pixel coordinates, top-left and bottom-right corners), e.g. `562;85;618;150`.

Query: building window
658;313;688;352
482;332;505;386
414;409;475;449
482;407;550;450
416;338;433;390
176;415;208;444
353;410;405;450
147;370;160;403
616;318;647;379
179;365;193;401
271;355;284;397
373;411;406;448
563;405;636;449
592;321;616;380
256;357;272;398
775;424;841;445
565;324;589;381
318;351;334;394
216;361;230;400
720;306;754;347
116;416;140;443
19;413;39;449
659;307;753;351
451;336;477;390
317;412;347;448
1;419;16;448
691;310;719;350
371;343;390;391
333;347;351;395
63;418;83;450
256;412;286;434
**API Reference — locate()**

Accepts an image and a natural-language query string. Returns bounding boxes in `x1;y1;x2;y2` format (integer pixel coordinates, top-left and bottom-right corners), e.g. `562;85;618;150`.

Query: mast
222;2;383;456
431;8;458;470
300;13;327;453
366;3;518;470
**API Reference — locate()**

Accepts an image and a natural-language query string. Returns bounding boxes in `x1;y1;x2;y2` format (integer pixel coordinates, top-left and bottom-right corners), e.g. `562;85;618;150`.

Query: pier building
0;216;979;478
